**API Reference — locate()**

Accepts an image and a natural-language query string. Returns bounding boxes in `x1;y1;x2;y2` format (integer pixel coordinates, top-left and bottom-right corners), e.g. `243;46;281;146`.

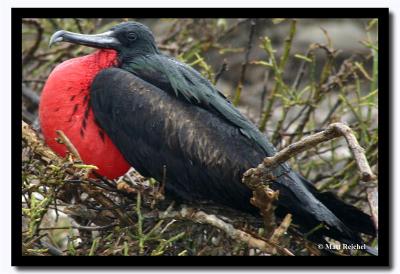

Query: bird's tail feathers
272;170;377;255
297;175;377;237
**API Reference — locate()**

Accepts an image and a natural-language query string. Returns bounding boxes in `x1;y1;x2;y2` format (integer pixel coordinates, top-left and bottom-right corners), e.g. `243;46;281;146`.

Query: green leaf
294;54;312;63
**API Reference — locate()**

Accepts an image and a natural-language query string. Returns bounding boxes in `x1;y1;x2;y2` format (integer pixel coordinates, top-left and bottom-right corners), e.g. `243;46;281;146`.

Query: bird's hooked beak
49;30;121;50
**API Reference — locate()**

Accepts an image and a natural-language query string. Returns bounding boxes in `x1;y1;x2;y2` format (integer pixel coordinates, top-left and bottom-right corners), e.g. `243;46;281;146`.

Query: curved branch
260;122;376;182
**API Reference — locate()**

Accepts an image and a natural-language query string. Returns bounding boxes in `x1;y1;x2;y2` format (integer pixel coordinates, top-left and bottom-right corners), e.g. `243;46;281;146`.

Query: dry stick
249;122;376;182
159;206;293;256
56;130;82;162
38;222;117;232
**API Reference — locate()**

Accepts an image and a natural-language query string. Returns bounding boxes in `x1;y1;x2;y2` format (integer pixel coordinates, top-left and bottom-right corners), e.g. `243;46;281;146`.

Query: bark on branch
159;206;293;256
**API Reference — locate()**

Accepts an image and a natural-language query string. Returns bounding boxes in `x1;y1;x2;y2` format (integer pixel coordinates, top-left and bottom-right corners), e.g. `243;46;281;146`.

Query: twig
269;213;292;246
320;98;342;127
214;59;228;85
73;18;84;33
291;48;312;91
38;222;117;231
282;104;308;133
55;130;82;162
319;58;356;93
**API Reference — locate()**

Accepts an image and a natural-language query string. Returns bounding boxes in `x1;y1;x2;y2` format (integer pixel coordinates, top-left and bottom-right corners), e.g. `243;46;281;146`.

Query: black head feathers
110;21;160;56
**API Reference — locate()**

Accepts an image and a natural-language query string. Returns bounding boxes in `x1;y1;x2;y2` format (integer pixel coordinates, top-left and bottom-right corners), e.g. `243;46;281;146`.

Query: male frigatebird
39;21;377;255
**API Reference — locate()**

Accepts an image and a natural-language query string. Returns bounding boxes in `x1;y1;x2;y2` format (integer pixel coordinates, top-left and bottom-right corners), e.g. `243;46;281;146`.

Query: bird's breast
39;50;130;179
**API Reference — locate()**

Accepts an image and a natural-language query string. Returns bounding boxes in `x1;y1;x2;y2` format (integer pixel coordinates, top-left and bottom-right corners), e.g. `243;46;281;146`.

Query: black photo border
12;8;390;267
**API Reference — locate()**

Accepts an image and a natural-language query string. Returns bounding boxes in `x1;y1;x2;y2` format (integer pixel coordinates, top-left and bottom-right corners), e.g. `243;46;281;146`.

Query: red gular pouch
39;49;130;179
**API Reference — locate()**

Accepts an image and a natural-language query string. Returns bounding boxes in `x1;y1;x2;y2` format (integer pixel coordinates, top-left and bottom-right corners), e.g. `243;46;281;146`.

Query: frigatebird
39;21;377;255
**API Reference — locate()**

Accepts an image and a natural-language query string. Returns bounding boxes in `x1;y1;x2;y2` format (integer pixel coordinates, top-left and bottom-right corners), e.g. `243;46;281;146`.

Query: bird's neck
118;43;160;64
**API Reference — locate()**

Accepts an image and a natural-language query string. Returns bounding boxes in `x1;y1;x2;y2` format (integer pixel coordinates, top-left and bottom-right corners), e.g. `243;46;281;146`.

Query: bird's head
49;21;160;58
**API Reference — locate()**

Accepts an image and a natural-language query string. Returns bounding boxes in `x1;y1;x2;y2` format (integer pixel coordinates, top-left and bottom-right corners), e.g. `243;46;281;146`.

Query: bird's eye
127;32;137;41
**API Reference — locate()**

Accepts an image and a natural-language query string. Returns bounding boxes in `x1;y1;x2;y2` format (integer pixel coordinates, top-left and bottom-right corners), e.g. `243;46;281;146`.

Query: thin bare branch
159;206;293;256
38;222;117;232
56;130;82;162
